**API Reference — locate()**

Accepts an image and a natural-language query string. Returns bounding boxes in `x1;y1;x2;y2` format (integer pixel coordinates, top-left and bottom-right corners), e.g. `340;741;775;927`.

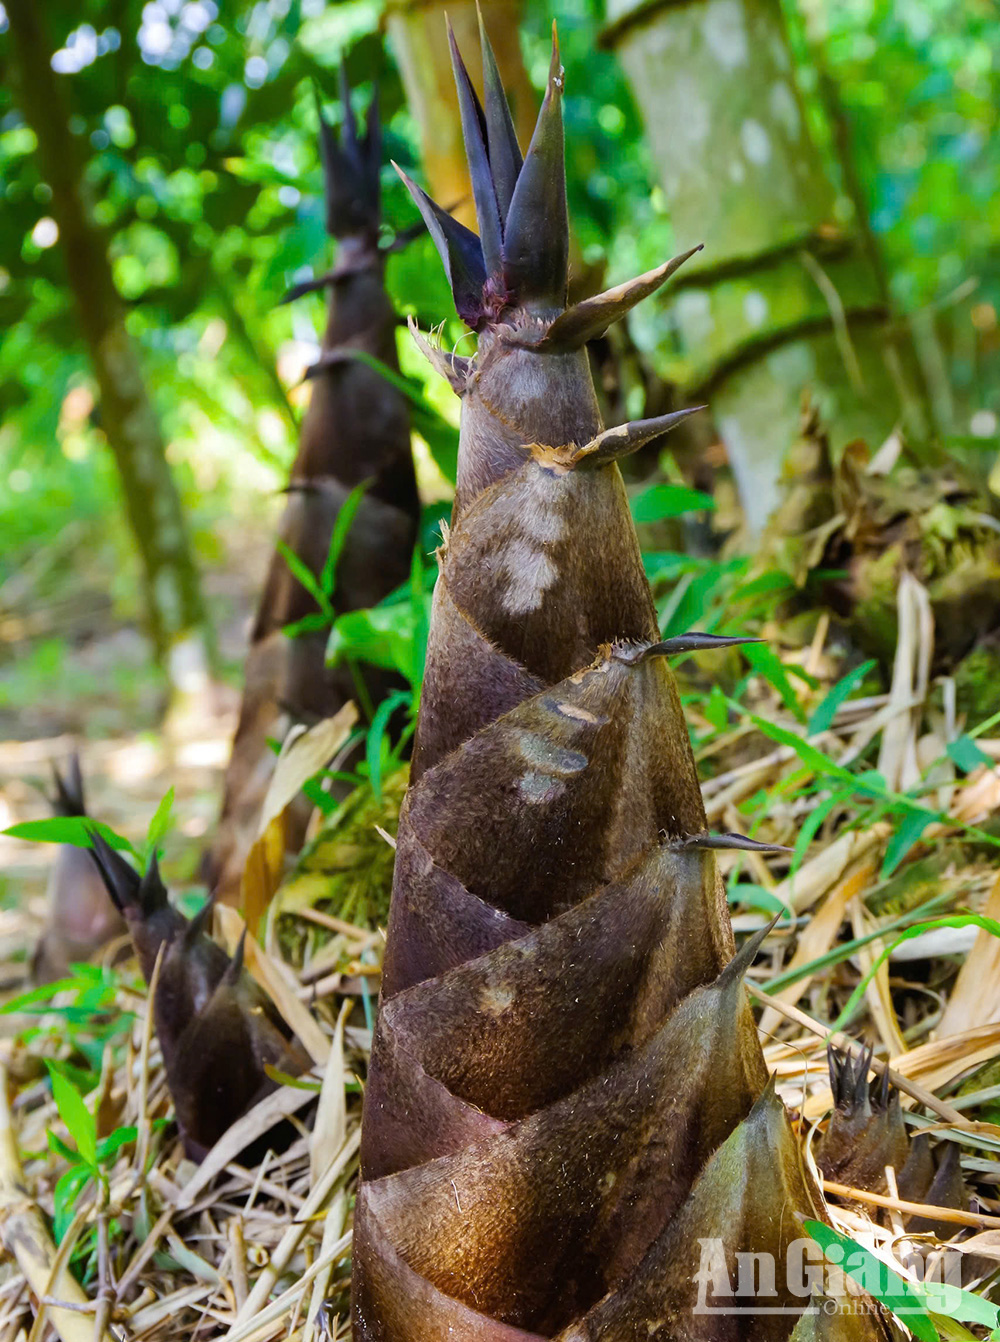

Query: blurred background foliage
0;0;998;733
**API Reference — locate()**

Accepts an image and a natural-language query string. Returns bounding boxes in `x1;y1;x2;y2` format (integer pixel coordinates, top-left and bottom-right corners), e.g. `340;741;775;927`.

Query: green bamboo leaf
275;539;332;616
52;1164;93;1243
47;1131;78;1164
642;551;703;583
803;1221;939;1342
46;1062;97;1167
705;684;729;734
808;660;877;735
95;1126;138;1164
263;1065;323;1091
881;806;934;877
143;786;174;866
791;788;853;876
631;482;715;523
744;645;806;722
320;478;372;599
751;717;840;775
367;690;411;801
412;403;459;483
408;546;429;694
923;1281;1000;1329
2;816;137;858
283;611;332;638
765;891;952;992
947;735;994;774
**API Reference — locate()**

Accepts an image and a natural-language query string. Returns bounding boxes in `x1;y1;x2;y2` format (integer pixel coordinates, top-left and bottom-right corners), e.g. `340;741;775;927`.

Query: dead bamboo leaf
850;897;907;1059
940;870;1000;1036
758;862;874;1038
877;573;932;792
240;704;358;934
257;705;358;838
772;826;889;913
310;1000;350;1186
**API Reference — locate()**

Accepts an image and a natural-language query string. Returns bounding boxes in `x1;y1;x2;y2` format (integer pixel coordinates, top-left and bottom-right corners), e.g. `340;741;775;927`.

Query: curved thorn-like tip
575;405;705;466
645;632;763;658
393;161;487;327
539;243;704;349
877;1056;892;1107
682;831;793;854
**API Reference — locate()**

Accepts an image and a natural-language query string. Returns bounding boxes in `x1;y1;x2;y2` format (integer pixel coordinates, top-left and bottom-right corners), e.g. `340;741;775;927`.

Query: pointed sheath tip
574;405;707;467
719;913;781;988
184;895;214;944
393;161;488;327
641;632;763;659
533;246;704;351
682;831;793;854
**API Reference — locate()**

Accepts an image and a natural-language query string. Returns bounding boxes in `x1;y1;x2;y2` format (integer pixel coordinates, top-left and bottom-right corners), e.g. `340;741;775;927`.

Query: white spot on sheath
500;539;558;614
703;0;747;68
519;506;565;544
556;702;598;724
480;983;515;1015
518;733;588;775
740;119;771;165
518;771;566;804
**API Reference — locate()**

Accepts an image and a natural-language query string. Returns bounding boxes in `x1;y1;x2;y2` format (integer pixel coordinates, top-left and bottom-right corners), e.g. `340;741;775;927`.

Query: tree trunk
385;0;539;230
603;0;929;532
5;0;210;690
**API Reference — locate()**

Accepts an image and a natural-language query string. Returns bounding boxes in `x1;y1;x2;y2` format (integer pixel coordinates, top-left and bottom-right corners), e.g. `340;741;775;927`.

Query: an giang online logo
694;1236;967;1316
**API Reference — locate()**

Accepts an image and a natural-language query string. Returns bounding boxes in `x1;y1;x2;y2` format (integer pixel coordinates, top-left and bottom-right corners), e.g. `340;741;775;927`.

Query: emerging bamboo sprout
353;18;893;1340
32;756;126;984
819;1046;967;1237
90;834;308;1161
209;73;419;902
